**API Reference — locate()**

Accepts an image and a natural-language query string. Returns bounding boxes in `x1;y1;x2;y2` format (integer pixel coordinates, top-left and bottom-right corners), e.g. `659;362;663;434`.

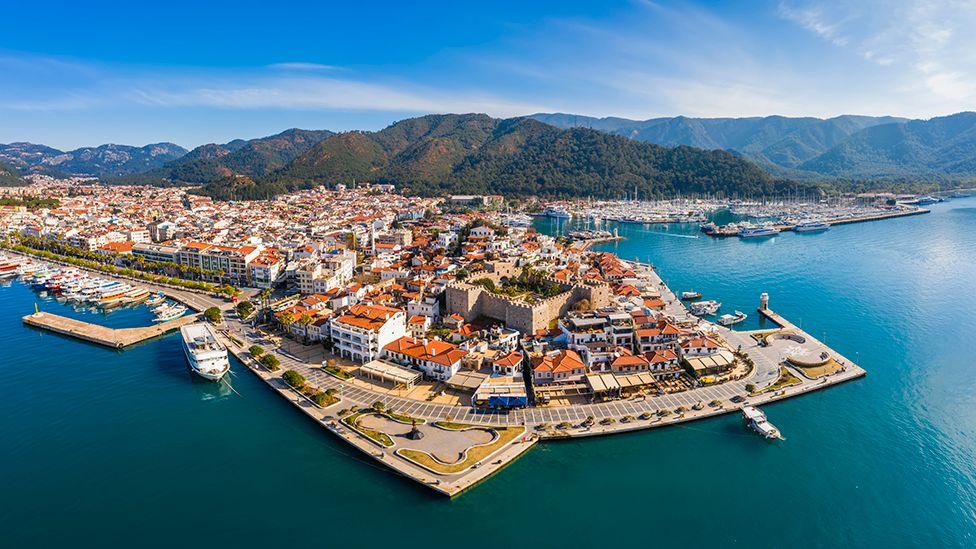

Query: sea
2;197;975;548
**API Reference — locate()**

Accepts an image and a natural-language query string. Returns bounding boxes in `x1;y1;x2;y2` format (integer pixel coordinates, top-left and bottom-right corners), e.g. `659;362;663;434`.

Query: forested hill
0;162;28;186
197;114;803;200
111;128;335;186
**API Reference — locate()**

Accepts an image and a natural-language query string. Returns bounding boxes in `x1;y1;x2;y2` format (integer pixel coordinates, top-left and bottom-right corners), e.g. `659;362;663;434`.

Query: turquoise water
3;198;976;547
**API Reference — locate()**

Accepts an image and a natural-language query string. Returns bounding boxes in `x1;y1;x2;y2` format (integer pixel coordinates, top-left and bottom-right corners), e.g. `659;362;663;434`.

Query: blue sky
1;0;972;149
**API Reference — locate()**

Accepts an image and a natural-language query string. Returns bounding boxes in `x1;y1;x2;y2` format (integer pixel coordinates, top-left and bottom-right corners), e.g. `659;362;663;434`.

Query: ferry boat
180;323;230;381
739;225;781;238
542;205;572;219
794;221;830;233
689;300;721;316
915;195;941;205
681;290;702;300
742;406;782;439
717;310;748;326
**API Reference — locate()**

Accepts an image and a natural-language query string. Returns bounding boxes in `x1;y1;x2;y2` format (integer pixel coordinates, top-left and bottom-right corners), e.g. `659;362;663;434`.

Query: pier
23;310;199;348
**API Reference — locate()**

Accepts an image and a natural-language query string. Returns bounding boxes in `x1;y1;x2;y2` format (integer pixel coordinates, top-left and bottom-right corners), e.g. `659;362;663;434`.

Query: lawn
793;358;844;379
342;412;394;447
397;426;525;475
433;421;473;430
323;363;353;380
761;366;802;393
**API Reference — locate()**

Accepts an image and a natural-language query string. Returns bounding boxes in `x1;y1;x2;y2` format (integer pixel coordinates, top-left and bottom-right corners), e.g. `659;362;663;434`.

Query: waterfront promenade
10;250;866;496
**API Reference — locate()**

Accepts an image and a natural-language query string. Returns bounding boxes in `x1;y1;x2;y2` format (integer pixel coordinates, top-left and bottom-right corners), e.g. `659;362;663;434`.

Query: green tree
259;354;280;371
204;307;222;323
248;345;264;357
282;369;306;389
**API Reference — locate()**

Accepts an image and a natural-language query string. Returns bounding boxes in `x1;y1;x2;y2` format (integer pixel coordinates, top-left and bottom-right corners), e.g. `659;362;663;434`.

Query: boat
742;406;782;439
542;205;572;219
689;300;721;316
146;293;166;306
0;260;20;279
717;310;748;326
180;323;230;381
915;195;941;205
739;225;781;238
681;290;702;300
121;287;151;305
794;221;830;233
154;304;187;322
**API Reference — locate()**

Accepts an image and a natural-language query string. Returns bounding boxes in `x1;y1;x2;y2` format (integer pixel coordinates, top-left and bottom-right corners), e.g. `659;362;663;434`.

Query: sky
1;0;974;149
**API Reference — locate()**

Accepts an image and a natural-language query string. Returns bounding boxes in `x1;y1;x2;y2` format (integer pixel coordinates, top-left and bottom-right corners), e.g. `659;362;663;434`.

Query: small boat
717;310;748;326
155;304;187;322
146;293;166;306
742;406;782;439
689;300;721;316
681;290;702;300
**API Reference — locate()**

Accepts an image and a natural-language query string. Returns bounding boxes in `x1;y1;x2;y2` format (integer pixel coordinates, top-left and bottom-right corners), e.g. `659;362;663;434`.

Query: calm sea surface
2;197;976;547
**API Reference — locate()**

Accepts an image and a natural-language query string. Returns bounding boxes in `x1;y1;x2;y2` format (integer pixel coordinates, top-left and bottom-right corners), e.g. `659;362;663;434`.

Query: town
1;177;866;495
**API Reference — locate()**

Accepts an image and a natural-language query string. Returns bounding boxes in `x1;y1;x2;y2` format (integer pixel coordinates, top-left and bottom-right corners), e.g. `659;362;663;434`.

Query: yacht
794;221;830;233
689;300;721;316
742;406;782;439
717;310;748;326
0;260;20;279
739;225;780;238
542;205;572;219
681;290;702;300
154;303;188;322
180;323;230;381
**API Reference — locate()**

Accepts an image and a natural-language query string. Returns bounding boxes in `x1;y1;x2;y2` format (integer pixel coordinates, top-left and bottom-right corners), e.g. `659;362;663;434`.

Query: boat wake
643;231;700;239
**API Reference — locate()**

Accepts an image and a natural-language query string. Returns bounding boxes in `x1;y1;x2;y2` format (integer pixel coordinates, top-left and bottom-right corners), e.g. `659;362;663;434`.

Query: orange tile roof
383;336;467;367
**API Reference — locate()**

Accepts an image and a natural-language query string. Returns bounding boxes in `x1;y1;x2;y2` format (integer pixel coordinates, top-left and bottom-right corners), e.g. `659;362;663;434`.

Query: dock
23;310;199;348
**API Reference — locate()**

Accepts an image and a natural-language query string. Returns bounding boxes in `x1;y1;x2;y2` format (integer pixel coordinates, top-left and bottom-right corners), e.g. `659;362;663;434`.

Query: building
532;349;587;385
132;242;178;264
382;336;467;381
329;304;406;363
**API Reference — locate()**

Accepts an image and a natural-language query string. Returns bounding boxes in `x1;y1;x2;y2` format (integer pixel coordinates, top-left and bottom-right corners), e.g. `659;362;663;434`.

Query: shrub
204;307;222;323
236;301;255;318
745;383;757;393
248;345;264;357
259;354;280;371
312;391;337;407
371;401;386;413
282;369;306;389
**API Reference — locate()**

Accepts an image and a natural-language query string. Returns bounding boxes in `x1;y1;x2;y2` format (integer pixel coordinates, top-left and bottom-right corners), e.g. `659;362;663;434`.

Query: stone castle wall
445;271;611;334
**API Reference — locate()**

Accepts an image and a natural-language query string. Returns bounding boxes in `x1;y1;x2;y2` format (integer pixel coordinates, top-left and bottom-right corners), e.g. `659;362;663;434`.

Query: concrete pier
23;310;198;348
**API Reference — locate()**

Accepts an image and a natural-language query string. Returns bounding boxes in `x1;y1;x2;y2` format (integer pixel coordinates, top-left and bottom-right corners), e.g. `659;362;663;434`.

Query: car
730;395;746;404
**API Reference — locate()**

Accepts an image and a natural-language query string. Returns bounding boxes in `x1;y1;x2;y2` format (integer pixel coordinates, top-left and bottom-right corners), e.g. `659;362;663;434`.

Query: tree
248;345;264;357
745;383;757;393
204;307;222;323
282;369;306;389
236;300;255;318
371;401;386;413
259;354;280;371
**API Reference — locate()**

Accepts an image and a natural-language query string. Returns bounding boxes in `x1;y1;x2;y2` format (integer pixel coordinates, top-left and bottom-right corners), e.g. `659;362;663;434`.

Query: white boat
742;406;782;439
681;290;702;300
739;224;781;238
689;300;721;316
717;310;748;326
180;323;230;381
794;221;830;233
154;304;187;322
542;205;572;219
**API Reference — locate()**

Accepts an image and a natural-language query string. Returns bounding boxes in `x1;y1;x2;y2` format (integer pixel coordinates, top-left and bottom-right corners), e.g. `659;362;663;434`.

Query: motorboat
717;311;747;326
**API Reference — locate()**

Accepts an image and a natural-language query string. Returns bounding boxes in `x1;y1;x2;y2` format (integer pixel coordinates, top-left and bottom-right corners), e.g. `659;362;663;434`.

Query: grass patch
323;363;352;380
760;366;803;393
385;411;426;424
433;421;474;430
341;412;394;448
793;358;844;379
397;426;525;474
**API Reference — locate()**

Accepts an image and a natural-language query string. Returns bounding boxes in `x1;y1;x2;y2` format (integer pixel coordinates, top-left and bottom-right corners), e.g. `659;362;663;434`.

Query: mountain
531;113;907;176
0;142;187;178
0;161;28;186
123;128;335;185
799;112;976;180
197;113;804;200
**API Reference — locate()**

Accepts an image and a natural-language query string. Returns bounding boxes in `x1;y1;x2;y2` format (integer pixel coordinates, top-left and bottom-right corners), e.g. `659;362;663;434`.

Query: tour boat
180;323;230;381
681;290;702;300
739;225;781;238
146;293;166;306
689;300;721;316
717;310;748;326
742;406;782;439
121;287;151;305
98;284;134;306
0;260;20;279
794;221;830;233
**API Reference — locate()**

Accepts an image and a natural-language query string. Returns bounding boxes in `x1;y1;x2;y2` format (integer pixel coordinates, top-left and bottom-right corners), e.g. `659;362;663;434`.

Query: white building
329;304;406;363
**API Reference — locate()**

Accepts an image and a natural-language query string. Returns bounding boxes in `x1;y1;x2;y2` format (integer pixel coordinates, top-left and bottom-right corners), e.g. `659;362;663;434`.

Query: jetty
23;310;198;348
